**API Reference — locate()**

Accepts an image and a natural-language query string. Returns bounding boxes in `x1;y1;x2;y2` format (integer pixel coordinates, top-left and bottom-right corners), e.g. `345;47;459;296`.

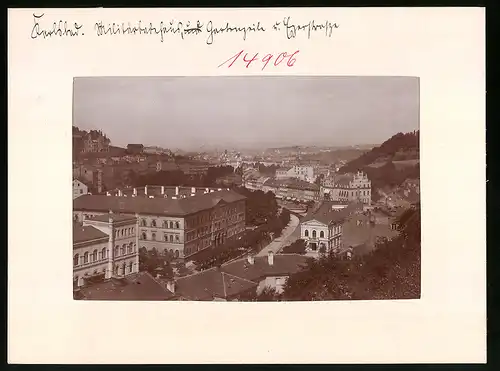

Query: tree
281;239;306;254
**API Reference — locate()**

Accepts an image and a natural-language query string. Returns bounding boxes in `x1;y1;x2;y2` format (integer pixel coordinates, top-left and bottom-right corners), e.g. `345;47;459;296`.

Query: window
92;249;98;262
169;221;174;229
141;219;147;227
304;230;309;237
175;235;180;242
175;250;180;258
142;232;147;240
152;219;157;227
73;253;79;266
175;221;180;229
128;243;133;254
115;246;119;256
115;265;119;275
133;244;136;252
101;247;106;260
164;234;168;242
129;262;134;273
83;252;89;264
152;233;156;241
312;230;317;238
121;244;126;255
80;189;83;194
320;231;324;238
169;235;174;242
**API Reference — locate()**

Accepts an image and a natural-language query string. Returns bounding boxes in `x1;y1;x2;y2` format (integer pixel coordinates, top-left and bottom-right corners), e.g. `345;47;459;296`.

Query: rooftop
87;213;137;223
76;272;175;301
73;225;109;244
221;254;311;282
73;189;246;217
175;268;257;301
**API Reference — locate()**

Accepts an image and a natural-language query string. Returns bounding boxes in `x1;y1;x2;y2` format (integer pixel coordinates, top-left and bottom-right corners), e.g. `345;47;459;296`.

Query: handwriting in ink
206;21;265;45
282;16;339;39
94;20;203;42
218;50;300;70
31;13;84;39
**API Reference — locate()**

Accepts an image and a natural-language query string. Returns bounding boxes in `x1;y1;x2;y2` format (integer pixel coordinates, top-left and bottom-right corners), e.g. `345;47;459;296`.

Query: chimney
247;255;255;265
175;186;179;196
133;188;137;196
118;189;122;197
191;187;196;194
205;188;209;193
217;188;222;191
145;185;148;195
166;280;176;294
191;193;196;197
161;186;165;195
106;191;111;196
210;190;215;193
172;196;177;200
267;251;274;266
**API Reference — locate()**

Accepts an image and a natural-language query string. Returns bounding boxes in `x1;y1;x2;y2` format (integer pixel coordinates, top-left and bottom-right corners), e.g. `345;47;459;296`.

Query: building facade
321;171;372;205
73;178;89;199
73;189;246;260
82;131;110;153
275;165;316;183
73;213;139;288
300;215;343;254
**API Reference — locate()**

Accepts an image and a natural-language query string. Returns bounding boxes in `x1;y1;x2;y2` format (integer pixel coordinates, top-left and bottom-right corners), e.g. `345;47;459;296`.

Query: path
256;214;300;257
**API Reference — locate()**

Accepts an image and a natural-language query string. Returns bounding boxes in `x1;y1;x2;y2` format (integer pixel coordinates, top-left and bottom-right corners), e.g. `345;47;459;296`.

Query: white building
276;165;316;183
73;178;89;199
321;171;372;205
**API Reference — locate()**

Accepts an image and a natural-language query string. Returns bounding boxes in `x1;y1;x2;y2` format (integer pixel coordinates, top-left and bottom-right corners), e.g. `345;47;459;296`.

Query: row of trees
280;239;307;255
192;208;292;271
139;247;174;279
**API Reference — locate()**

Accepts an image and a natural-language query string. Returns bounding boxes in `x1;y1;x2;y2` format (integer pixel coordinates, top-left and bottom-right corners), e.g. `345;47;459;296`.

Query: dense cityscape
73;125;420;301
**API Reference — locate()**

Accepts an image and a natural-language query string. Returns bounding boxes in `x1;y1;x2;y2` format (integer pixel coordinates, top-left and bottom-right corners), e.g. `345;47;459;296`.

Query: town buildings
72;164;103;194
73;212;139;289
244;175;320;203
81;130;111;153
126;144;144;154
276;165;316;183
321;171;372;205
73;178;89;199
73;188;246;260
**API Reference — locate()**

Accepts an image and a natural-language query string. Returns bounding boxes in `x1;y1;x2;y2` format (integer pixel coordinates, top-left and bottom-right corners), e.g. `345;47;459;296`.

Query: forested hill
339;131;419;174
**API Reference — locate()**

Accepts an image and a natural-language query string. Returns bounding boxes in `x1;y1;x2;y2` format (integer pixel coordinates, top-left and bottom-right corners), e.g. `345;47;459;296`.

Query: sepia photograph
72;76;420;301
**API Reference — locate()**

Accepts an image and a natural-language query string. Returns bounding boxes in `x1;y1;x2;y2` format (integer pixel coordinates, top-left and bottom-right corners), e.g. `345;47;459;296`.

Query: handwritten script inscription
219;50;300;70
31;13;84;39
30;13;339;44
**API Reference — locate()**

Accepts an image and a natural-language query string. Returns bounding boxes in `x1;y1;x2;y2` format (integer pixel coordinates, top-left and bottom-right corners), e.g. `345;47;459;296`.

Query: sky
73;76;419;151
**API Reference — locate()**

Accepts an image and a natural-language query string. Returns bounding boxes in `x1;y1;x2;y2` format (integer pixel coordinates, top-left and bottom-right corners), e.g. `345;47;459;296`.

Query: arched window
127;243;133;254
164;234;168;242
175;221;180;229
169;235;174;242
320;231;325;238
129;261;134;273
142;232;147;240
304;230;309;237
152;233;156;241
74;214;78;222
83;252;89;264
73;253;79;266
175;250;180;258
169;221;174;229
175;235;180;242
163;220;168;228
312;230;317;238
163;249;168;256
92;249;98;262
169;249;174;257
115;265;119;275
122;262;126;275
141;219;147;227
114;246;119;256
101;247;106;260
152;219;157;227
121;244;126;255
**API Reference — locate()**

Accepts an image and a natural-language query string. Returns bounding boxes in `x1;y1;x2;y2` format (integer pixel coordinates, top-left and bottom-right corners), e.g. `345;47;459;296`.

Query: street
256;214;300;257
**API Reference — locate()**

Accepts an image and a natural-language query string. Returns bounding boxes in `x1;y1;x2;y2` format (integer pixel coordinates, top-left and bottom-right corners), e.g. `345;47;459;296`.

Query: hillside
338;131;420;199
301;148;367;165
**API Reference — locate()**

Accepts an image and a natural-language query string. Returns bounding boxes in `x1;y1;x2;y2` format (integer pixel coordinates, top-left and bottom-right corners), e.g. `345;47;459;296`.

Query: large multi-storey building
321;171;372;205
275;165;316;183
73;188;246;260
73;213;139;288
81;130;110;153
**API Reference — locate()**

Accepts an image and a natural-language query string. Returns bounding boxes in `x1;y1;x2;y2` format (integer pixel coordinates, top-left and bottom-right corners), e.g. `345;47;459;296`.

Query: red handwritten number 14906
218;50;300;70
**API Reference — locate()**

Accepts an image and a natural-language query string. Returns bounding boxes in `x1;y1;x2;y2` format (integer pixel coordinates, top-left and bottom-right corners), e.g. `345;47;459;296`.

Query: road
256;214;301;257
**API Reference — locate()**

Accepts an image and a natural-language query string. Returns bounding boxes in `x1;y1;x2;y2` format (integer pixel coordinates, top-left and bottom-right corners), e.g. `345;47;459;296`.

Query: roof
175;268;257;300
334;174;354;186
221;254;311;282
263;177;319;191
301;203;351;225
87;213;137;223
76;272;175;300
73;189;246;217
73;225;109;244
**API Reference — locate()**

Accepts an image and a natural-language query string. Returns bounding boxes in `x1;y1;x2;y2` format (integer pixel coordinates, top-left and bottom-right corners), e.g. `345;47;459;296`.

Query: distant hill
339;131;419;174
301;148;367;165
338;131;420;200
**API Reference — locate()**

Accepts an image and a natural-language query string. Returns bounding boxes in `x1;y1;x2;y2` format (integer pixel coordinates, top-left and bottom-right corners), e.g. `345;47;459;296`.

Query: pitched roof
73;189;246;217
87;213;137;223
175;268;257;300
73;225;109;244
76;272;175;300
221;254;311;282
301;203;350;225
